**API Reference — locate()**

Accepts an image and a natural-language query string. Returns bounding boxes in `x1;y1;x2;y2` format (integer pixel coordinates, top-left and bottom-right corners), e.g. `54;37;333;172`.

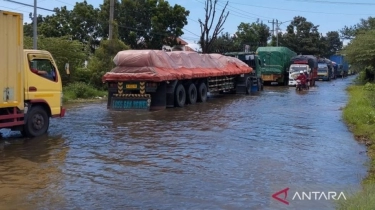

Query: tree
36;1;101;53
342;30;375;81
198;0;229;54
23;15;44;37
323;31;342;57
209;32;241;53
279;16;322;55
88;22;131;88
233;22;270;52
98;0;189;49
340;17;375;40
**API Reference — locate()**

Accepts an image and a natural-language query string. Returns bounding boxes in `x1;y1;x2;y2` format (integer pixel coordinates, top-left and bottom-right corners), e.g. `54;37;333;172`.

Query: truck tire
197;82;208;102
174;84;186;107
246;78;251;95
186;83;197;104
24;105;49;137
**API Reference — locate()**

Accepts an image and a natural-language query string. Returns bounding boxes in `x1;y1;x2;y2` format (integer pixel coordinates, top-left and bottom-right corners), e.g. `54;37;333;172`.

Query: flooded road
0;77;368;210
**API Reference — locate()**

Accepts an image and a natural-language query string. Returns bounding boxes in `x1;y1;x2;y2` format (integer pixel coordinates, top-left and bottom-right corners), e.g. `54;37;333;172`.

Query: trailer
224;51;264;91
256;47;297;85
329;55;349;77
288;55;318;87
102;50;255;111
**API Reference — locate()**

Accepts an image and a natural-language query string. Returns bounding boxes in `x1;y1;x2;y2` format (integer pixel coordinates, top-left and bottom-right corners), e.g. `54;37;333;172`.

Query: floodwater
0;77;369;210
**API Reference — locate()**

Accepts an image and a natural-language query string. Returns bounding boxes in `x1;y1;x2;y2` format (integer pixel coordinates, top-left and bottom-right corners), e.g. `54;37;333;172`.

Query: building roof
176;37;188;45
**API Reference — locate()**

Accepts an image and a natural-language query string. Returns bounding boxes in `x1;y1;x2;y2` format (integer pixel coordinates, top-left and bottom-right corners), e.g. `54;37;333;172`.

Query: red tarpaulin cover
102;50;253;82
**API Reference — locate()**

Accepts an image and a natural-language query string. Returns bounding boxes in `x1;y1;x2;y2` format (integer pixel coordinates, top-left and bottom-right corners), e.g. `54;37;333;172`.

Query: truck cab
224;52;264;91
288;64;310;86
0;11;65;138
317;63;330;81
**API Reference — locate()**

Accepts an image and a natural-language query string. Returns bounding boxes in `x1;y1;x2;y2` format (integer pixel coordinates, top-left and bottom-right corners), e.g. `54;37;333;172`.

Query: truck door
25;53;62;116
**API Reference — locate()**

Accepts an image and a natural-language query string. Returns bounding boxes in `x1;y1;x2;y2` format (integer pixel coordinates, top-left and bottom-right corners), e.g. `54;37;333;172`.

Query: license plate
126;84;137;89
319;79;323;81
111;98;150;110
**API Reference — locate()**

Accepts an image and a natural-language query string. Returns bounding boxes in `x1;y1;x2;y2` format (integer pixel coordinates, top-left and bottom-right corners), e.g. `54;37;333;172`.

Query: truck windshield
318;68;328;73
290;66;307;72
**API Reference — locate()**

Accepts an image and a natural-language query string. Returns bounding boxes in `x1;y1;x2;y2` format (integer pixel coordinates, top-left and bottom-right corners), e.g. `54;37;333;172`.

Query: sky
1;0;374;50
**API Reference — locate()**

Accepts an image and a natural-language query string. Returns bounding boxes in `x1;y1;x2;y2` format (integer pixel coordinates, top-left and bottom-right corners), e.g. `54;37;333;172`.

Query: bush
71;67;93;83
338;85;375;209
364;82;375;91
63;82;106;102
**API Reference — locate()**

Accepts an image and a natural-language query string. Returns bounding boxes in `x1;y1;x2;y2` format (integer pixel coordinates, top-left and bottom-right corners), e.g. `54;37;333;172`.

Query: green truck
224;52;264;92
256;47;297;85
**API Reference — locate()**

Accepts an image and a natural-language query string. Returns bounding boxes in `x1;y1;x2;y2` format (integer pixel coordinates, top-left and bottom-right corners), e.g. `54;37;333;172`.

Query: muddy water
0;77;368;210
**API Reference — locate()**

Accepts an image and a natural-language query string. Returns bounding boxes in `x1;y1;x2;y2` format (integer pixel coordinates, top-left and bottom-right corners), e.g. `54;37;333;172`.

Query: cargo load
102;50;252;82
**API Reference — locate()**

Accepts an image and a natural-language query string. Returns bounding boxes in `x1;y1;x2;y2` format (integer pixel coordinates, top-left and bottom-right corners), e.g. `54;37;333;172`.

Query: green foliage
23;0;189;51
98;0;189;49
71;67;92;83
338;85;375;209
63;82;106;102
88;38;130;88
24;36;87;84
364;82;375;91
340;17;375;40
209;32;241;53
342;30;375;81
278;16;342;56
209;16;341;57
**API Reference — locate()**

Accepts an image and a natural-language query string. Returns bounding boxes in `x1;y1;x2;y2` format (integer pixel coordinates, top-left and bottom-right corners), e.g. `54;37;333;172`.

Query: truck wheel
197;82;208;102
186;84;197;104
24;106;49;137
174;84;186;107
257;79;262;91
246;78;251;95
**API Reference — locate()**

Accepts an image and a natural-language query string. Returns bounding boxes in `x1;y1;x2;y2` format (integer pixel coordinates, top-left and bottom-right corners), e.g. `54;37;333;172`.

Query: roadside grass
62;82;107;103
336;82;375;210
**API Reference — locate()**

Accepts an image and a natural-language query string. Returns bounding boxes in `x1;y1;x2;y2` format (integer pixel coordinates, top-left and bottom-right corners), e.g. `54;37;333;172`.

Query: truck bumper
52;107;66;118
60;107;66;117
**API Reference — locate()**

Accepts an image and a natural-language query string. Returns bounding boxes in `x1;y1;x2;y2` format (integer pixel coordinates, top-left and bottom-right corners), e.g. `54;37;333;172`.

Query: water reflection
0;77;368;209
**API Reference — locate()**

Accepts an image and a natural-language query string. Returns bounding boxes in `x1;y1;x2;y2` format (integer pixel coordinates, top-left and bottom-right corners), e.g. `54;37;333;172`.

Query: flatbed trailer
102;50;256;111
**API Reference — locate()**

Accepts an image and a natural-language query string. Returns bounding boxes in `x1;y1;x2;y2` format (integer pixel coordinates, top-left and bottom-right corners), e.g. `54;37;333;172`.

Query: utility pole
268;19;275;36
33;0;37;49
109;0;114;40
276;19;279;46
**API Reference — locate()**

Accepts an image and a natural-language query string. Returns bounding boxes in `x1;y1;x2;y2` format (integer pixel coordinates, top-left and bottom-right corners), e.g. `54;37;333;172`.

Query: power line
53;0;75;7
227;2;375;16
3;0;54;12
286;0;375;5
183;28;200;37
216;1;272;20
0;5;30;13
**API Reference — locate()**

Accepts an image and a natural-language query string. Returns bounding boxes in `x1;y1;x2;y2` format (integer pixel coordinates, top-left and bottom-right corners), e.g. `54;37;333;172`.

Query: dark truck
102;50;258;111
224;51;264;91
256;46;297;85
288;55;318;87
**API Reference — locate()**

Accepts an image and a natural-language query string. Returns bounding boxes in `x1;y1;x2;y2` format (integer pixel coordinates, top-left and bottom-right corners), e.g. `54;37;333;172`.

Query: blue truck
329;55;349;77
